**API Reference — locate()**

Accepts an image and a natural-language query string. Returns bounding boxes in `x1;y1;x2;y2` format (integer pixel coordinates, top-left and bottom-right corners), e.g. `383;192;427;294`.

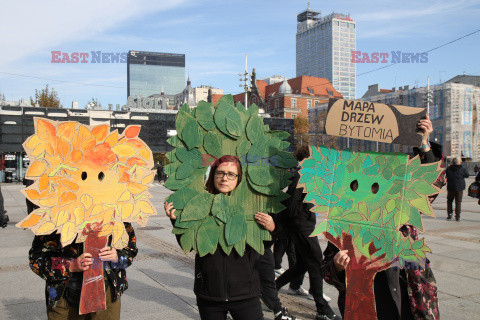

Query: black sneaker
446;215;452;220
1;214;8;228
455;217;461;221
316;312;342;320
275;307;299;320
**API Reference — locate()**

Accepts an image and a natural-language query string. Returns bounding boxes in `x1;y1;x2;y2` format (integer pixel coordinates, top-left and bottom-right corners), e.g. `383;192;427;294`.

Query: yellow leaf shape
57;122;77;142
25;189;41;200
76;232;87;243
81;194;93;210
45;143;55;157
90;204;103;217
74;207;85;225
105;131;119;147
112;144;136;158
60;179;79;191
99;223;114;237
36;222;56;234
138;200;154;214
60;222;76;245
26;161;47;177
81;137;96;150
56;210;69;226
139;148;150;161
25;134;42;150
118;190;131;202
127;182;147;194
121;203;133;220
39;174;49;191
19;214;42;228
31;143;46;157
103;208;114;225
39;197;58;207
57;136;71;159
91;125;109;142
71;149;83;163
59;192;76;207
37;119;56;144
141;173;155;185
113;222;125;245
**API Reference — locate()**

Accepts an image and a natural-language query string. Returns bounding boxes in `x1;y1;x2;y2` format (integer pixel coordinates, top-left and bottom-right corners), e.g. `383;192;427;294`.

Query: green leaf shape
246;103;259;116
311;220;329;236
167;135;183;147
412;180;438;195
214;95;236;138
166;149;177;162
226;107;243;137
176;162;196;180
246;116;265;143
279;141;290;150
236;140;251;159
164;162;179;177
204;132;222;158
271;151;298;168
168;187;200;210
410;197;433;216
164;173;195;190
247;142;267;163
269;130;290;140
247;174;278;195
236;102;246;112
182;119;202;150
212;193;229;223
247;162;278;186
176;147;202;167
181;193;214;221
225;213;247;245
246;221;264;254
218;224;233;255
180;227;195;253
179;103;191;115
175;110;194;140
195;101;215;130
196;217;219;257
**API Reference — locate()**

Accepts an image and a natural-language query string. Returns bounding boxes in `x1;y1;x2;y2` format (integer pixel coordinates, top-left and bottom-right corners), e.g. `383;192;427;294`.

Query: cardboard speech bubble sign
325;99;427;146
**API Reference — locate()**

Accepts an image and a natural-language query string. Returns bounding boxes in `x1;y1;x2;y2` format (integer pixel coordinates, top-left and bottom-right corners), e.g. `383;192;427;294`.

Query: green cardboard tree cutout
300;145;442;320
165;95;297;257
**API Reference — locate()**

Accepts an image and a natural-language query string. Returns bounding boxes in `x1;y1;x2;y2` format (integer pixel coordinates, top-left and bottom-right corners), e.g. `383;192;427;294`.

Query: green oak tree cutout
165;95;297;257
300;145;442;320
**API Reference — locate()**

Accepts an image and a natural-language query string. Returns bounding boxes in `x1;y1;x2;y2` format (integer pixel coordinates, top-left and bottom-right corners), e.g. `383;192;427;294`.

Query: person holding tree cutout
165;155;273;320
321;115;440;320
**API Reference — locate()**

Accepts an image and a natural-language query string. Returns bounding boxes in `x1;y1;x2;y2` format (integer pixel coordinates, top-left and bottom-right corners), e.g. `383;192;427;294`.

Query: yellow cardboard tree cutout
17;118;157;248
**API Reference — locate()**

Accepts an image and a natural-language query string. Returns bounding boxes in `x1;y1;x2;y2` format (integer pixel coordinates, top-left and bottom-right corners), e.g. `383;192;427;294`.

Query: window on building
275;99;279;109
308;88;314;95
292;114;297;119
327;90;334;96
252;97;257;105
307;100;312;108
291;98;297;108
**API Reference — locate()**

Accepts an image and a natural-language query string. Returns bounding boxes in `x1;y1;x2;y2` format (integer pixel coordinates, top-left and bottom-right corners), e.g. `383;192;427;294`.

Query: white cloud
0;0;190;67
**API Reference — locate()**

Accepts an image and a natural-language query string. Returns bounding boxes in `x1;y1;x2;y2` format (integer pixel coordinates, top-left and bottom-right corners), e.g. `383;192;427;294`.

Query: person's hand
418;115;433;150
333;250;350;271
69;253;93;272
99;246;118;263
164;201;177;220
255;212;275;232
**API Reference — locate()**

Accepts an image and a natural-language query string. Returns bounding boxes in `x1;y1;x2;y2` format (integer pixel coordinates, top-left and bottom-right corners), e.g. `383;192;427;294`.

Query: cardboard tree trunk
79;226;107;314
164;96;298;256
299;146;442;320
16;118;156;314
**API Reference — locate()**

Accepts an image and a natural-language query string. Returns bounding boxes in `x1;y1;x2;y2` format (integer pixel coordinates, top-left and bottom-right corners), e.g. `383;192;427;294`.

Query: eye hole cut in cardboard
324;98;427;146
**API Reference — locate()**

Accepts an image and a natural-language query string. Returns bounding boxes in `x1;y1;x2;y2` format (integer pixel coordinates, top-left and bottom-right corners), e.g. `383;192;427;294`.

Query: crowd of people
4;115;470;319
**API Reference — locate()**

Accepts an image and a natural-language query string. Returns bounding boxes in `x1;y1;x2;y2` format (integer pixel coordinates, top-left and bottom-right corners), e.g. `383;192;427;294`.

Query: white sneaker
287;287;310;296
323;293;331;302
274;268;285;278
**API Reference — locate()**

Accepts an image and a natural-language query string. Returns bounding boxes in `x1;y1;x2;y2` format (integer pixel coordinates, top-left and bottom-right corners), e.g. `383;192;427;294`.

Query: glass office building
296;8;356;99
127;51;185;97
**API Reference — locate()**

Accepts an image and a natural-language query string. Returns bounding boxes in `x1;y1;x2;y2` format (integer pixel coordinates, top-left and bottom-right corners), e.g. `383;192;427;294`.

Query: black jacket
446;164;469;191
194;246;261;302
282;167;316;234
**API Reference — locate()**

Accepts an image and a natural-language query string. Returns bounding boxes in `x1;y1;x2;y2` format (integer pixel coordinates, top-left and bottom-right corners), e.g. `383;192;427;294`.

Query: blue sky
1;0;479;108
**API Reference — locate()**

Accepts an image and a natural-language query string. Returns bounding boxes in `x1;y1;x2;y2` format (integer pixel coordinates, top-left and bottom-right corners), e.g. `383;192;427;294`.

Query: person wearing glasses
165;155;284;320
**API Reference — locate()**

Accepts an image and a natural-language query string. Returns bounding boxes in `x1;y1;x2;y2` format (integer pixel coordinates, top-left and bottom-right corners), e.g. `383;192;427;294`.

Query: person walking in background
445;157;469;221
0;184;8;228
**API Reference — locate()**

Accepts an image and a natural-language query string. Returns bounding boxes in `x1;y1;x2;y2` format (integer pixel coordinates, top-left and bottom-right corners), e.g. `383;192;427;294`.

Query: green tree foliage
165;95;297;256
302;145;442;319
30;85;61;108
